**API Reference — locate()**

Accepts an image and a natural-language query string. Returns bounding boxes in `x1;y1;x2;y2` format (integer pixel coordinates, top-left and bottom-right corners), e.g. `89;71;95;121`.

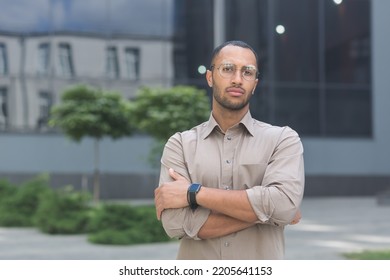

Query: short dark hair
210;40;259;69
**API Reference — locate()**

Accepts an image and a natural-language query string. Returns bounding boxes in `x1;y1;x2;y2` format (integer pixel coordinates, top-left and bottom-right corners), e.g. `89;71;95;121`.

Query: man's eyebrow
220;61;256;68
243;65;257;69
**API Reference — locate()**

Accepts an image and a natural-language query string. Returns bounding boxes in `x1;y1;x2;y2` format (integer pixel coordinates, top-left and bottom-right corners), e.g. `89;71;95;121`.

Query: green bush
0;175;171;246
0;179;17;204
34;185;92;234
88;204;170;245
0;174;51;227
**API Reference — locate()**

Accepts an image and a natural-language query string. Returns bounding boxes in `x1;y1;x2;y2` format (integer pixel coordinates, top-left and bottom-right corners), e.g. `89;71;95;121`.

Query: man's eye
243;70;255;76
222;65;235;72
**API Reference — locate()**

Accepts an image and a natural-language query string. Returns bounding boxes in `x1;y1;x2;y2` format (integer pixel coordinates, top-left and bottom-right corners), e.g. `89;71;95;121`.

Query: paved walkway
1;197;390;260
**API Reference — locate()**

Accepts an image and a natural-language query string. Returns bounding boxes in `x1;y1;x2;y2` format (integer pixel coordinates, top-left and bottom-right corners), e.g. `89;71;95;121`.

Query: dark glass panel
325;88;371;136
274;87;320;135
325;0;371;84
274;0;319;82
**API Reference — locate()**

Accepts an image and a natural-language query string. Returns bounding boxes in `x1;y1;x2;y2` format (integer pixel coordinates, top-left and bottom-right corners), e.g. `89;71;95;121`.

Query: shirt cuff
183;207;211;240
246;188;272;223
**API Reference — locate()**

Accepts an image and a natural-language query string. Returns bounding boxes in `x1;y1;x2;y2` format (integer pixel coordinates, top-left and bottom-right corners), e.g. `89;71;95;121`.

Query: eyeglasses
211;63;258;81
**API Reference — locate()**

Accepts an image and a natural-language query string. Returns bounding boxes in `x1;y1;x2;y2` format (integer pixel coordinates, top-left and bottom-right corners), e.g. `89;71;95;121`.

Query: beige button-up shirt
159;111;305;259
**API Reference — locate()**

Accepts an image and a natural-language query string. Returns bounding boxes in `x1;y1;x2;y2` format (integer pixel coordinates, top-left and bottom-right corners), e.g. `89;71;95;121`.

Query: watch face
190;183;201;193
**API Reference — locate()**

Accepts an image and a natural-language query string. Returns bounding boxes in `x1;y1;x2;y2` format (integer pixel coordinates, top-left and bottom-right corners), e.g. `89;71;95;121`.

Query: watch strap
187;183;202;211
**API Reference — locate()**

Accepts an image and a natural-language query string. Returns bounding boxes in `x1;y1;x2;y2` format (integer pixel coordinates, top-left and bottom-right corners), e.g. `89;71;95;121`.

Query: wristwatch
187;183;202;211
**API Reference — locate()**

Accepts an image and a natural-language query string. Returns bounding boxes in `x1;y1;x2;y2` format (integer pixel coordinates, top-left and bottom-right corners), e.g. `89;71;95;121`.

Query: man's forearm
196;187;258;223
198;212;255;239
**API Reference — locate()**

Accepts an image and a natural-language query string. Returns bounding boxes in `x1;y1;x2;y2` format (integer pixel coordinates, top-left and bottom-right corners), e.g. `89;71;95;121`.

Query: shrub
0;174;51;227
0;179;17;204
88;203;170;245
34;185;92;234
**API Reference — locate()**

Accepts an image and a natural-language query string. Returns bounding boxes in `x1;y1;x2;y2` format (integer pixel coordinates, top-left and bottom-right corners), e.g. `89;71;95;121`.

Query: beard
213;85;252;111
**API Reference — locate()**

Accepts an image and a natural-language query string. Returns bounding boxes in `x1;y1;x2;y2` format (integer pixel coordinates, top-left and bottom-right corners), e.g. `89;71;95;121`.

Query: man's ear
206;70;213;87
252;79;259;94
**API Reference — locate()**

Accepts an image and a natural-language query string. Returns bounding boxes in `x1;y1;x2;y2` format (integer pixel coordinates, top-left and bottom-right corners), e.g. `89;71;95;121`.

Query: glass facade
174;0;372;138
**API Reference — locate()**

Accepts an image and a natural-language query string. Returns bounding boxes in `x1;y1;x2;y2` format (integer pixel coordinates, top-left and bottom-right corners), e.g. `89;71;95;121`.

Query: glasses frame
211;63;259;81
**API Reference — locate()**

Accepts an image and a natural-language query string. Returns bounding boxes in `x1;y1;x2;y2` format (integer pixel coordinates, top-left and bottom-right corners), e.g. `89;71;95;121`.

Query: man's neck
212;107;249;133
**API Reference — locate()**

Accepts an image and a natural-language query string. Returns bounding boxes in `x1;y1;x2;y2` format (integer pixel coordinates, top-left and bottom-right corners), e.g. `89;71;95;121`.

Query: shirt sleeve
246;127;305;226
159;133;210;240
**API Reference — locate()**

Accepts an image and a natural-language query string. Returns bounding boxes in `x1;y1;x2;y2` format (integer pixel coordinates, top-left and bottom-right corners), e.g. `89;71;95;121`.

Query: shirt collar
201;110;255;139
239;110;255;137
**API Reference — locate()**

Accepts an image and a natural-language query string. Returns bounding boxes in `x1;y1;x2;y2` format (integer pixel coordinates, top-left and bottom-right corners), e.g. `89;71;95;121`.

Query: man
154;40;304;259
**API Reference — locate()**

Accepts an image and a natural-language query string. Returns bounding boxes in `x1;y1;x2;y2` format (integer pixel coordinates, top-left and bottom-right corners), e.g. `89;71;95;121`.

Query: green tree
49;84;133;202
130;85;210;165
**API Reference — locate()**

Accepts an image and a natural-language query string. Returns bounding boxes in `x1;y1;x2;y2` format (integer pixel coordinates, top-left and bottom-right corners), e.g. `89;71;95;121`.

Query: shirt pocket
237;162;267;189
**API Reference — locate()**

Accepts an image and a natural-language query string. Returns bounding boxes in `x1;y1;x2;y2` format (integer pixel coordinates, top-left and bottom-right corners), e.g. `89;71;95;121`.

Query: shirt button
227;136;232;140
224;242;230;247
226;160;231;164
224;186;230;190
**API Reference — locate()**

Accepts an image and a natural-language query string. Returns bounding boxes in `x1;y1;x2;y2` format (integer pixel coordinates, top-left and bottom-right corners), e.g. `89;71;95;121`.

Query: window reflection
37;43;50;76
0;88;7;130
125;48;140;80
58;43;74;77
37;92;52;130
106;46;120;79
0;43;8;75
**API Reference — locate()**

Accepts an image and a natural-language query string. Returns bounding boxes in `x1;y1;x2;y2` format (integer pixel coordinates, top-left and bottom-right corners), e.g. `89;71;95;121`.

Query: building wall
0;134;159;198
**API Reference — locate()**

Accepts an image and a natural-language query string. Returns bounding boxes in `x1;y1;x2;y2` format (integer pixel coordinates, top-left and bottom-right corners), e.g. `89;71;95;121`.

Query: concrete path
1;197;389;260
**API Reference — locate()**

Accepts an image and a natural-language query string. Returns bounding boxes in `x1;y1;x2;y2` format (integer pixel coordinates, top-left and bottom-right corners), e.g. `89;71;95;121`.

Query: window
106;46;120;79
37;43;50;75
37;92;52;129
0;88;7;129
323;0;371;136
325;0;371;84
125;48;140;80
263;0;371;137
274;0;319;83
58;43;74;77
0;43;8;75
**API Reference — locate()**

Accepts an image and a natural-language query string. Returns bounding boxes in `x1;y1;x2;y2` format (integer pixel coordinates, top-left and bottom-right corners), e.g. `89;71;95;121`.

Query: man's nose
231;69;243;84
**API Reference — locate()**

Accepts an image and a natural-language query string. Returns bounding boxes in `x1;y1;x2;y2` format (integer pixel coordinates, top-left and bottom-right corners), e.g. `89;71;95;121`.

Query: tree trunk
93;138;100;203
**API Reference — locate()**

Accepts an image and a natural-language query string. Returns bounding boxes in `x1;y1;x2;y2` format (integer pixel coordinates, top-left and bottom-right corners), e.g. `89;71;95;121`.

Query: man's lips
226;87;245;97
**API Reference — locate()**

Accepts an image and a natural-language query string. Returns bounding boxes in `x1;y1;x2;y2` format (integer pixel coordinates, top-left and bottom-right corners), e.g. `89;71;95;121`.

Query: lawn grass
343;250;390;260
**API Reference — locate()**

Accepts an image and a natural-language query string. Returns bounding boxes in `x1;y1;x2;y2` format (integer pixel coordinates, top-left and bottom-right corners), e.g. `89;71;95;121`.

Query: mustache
226;86;245;93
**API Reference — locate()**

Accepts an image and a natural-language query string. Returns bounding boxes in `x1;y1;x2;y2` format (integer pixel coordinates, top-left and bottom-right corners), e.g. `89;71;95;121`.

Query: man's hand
154;168;190;220
289;209;302;225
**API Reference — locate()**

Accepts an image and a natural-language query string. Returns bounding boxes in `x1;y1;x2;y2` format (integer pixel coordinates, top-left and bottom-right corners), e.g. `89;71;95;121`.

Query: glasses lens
218;64;235;78
242;66;257;81
217;64;257;81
